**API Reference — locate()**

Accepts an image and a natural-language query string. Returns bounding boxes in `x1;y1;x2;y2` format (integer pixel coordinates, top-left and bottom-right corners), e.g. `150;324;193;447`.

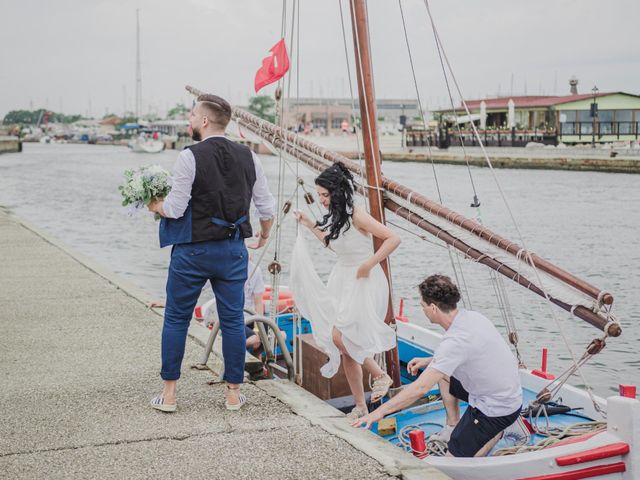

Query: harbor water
1;143;638;398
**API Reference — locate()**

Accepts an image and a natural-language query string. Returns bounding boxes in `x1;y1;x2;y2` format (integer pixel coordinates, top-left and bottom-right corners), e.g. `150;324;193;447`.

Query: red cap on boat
619;384;637;399
408;429;427;457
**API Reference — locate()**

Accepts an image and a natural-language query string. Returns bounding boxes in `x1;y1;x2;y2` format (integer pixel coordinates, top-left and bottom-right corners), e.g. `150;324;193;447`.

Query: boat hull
394;322;638;480
128;139;165;153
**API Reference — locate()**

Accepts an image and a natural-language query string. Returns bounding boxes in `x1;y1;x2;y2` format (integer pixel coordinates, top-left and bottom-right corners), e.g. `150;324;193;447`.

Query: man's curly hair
418;274;461;312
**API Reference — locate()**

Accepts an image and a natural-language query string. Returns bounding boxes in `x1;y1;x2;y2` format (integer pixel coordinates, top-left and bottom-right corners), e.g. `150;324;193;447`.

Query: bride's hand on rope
293;209;314;229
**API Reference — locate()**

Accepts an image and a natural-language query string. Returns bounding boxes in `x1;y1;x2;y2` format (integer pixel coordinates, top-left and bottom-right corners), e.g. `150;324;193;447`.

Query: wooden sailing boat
189;1;639;478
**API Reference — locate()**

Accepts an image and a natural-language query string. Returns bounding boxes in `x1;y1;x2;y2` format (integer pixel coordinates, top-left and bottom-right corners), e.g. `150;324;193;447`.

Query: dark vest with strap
159;137;256;248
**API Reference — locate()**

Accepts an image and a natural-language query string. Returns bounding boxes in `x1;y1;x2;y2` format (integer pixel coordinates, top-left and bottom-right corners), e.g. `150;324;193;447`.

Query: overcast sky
1;0;638;119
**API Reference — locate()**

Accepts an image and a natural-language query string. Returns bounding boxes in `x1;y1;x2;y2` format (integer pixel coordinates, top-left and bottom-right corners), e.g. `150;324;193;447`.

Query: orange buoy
262;289;296;314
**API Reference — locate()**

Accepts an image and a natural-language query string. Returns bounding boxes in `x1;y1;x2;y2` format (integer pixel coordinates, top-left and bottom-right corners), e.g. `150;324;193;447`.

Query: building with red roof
436;91;640;145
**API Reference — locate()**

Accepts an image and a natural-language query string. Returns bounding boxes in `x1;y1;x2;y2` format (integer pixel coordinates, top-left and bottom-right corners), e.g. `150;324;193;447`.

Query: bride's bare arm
352;206;401;278
294;210;329;244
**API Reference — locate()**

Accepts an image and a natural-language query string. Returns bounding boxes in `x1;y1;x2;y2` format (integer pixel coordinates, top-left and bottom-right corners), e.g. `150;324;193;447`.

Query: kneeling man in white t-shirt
352;274;522;457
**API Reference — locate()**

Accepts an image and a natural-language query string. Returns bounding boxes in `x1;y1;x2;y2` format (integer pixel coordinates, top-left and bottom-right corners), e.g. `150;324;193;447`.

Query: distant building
99;116;121;135
149;119;189;137
282;97;421;134
436;91;640;145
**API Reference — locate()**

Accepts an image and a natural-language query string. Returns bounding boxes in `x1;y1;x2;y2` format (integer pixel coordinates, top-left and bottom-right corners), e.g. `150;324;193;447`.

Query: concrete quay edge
1;209;450;480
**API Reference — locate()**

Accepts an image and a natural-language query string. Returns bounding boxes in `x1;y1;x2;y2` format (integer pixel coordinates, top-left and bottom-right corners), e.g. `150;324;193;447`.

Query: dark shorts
447;377;521;457
245;325;257;338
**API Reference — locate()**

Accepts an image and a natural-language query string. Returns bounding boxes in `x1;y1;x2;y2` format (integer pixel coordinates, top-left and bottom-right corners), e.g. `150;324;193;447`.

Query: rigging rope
493;421;606;456
421;0;614;415
396;0;473;310
286;0;302;381
396;422;448;456
263;0;291;356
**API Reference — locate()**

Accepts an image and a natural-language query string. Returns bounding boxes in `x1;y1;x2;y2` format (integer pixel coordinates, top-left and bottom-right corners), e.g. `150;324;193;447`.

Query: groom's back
188;136;256;242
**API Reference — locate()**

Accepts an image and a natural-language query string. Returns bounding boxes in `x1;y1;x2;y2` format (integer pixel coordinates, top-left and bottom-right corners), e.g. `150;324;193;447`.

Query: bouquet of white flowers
118;165;172;219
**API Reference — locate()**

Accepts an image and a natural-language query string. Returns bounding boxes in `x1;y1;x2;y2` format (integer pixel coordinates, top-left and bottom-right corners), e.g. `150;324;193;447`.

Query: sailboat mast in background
135;9;142;120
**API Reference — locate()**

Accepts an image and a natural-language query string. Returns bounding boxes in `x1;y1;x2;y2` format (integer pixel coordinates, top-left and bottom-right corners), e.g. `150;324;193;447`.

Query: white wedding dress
290;222;397;378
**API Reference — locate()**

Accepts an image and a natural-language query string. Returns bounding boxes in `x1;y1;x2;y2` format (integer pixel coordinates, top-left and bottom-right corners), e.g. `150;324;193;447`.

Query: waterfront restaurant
436;92;640;145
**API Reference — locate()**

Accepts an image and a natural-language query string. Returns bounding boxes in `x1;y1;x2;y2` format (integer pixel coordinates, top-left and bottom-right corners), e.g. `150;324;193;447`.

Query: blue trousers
161;239;248;383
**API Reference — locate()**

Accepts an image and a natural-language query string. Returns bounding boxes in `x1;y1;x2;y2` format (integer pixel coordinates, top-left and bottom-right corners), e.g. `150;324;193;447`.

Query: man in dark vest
147;94;275;412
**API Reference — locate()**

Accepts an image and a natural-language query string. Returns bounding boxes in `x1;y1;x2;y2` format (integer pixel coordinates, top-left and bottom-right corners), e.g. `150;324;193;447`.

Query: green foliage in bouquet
118;165;172;217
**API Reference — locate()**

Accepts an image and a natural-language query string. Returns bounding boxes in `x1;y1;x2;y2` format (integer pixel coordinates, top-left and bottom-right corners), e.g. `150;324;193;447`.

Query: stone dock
0;210;448;480
0;136;21;154
371;149;640;174
298;136;640;174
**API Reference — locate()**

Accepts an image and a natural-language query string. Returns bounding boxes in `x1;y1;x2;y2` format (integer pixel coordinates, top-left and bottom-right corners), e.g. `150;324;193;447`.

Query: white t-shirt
427;308;522;417
244;261;265;311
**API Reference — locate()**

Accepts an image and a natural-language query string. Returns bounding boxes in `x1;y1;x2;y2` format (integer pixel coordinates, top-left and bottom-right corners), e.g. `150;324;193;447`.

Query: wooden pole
349;0;402;388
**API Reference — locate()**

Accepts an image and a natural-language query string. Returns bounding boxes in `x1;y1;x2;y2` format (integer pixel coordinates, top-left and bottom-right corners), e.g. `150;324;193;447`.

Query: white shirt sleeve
162;149;196;219
251;152;276;220
427;335;468;378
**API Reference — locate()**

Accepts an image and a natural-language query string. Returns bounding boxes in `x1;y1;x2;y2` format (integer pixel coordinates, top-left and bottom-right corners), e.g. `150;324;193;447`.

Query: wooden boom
185;86;620;338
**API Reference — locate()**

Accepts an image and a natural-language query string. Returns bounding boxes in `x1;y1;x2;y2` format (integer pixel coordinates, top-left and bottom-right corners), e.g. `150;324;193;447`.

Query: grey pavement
0;211;448;480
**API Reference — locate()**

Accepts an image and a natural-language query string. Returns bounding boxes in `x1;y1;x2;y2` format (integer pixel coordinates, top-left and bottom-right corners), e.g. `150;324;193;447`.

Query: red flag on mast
254;38;290;93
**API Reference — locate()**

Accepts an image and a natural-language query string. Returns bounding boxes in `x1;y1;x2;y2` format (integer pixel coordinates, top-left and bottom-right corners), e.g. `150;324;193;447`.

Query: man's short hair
418;274;461;313
197;94;232;129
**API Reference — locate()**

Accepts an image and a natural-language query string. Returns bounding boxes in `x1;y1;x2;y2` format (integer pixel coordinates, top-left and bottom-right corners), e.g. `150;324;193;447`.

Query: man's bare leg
246;334;261;350
475;432;501;457
333;328;367;411
438;376;460;427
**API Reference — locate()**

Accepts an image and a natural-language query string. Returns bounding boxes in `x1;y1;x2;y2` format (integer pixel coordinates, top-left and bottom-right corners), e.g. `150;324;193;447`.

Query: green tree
54;113;82;123
167;103;190;119
3;109;82;125
3;110;39;125
247;96;275;123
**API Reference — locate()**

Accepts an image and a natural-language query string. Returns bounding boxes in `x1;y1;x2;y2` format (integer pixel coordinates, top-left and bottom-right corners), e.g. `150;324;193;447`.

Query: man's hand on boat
407;357;432;376
352;367;445;430
351;408;385;430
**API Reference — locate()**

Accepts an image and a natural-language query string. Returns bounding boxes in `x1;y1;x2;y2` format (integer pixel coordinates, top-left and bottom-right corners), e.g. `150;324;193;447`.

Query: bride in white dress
291;162;401;420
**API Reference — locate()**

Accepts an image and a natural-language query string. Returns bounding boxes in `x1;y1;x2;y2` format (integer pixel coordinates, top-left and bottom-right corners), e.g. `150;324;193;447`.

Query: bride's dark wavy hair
315;162;355;246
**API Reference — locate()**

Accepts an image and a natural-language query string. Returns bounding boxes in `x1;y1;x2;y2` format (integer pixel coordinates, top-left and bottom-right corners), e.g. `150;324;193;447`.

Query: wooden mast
349;0;402;387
